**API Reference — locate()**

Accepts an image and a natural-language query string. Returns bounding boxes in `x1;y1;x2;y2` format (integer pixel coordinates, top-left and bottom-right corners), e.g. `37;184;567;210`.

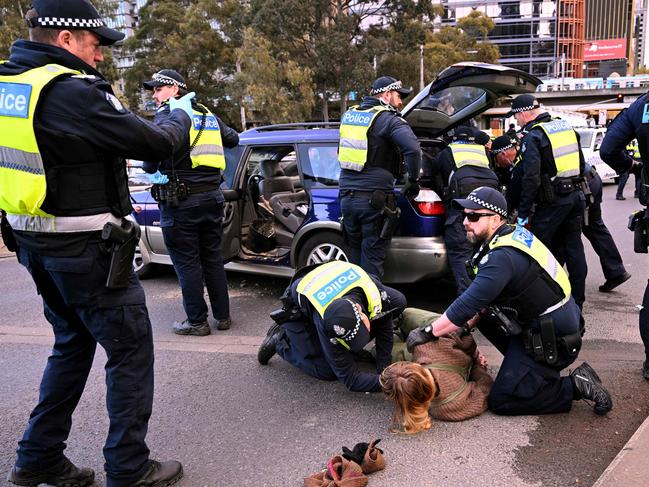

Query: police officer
256;261;406;392
142;69;239;336
432;126;499;294
508;94;588;308
0;1;188;485
406;187;612;416
338;76;421;280
582;163;631;292
600;95;649;379
489;135;517;192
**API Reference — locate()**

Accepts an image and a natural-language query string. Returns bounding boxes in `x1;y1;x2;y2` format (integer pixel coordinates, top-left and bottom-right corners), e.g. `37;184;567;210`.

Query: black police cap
452;187;508;218
143;69;188;91
452;125;476;142
506;94;540;118
474;130;491;146
370;76;412;97
29;0;125;46
491;135;515;154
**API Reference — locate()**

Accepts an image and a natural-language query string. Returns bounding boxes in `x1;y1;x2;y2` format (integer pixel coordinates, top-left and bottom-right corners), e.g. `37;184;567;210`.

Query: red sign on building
584;38;627;61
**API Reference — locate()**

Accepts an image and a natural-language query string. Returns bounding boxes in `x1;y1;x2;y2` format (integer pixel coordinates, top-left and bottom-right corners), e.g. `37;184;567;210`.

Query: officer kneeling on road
257;261;406;392
407;187;613;416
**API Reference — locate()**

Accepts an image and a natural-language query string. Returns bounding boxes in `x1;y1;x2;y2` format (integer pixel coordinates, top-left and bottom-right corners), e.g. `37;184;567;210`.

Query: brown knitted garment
361;439;386;474
413;334;493;421
304;456;369;487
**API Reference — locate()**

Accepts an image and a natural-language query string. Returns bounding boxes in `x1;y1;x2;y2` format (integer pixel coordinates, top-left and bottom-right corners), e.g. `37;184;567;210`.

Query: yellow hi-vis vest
0;64;80;217
533;119;580;179
338;105;390;172
189;103;225;170
449;142;490;169
488;226;571;313
296;261;383;319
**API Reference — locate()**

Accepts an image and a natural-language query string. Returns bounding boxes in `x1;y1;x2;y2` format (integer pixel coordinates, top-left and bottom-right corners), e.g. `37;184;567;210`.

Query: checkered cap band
467;193;508;218
370;80;403;96
491;142;514;154
339;299;362;341
152;73;187;89
510;104;538;114
36;16;104;28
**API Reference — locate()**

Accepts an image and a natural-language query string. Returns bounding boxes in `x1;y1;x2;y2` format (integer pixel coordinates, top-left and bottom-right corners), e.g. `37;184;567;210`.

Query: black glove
406;325;437;352
341;442;369;465
400;178;420;198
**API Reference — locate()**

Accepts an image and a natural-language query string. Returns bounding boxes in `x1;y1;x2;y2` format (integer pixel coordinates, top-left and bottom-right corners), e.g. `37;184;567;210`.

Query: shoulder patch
71;74;98;81
642;104;649;124
105;92;127;113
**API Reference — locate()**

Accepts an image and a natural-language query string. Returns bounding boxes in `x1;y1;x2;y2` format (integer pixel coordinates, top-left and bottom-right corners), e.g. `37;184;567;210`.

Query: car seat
258;160;309;236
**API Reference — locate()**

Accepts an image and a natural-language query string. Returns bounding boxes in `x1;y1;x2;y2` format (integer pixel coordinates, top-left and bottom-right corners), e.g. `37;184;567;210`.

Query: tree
423;11;499;80
232;28;315;125
122;0;238;123
0;0;29;59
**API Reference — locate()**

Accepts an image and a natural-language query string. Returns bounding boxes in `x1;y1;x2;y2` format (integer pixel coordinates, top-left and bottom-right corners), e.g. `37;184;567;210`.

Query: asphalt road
1;184;648;487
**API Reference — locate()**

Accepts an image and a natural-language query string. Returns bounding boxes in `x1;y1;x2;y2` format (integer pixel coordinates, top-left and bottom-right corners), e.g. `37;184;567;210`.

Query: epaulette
71;74;99;82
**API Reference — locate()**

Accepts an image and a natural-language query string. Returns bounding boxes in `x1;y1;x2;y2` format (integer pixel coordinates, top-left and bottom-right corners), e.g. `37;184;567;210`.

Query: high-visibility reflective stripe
534;119;580;179
553;144;579;159
450;143;490;169
191;144;224;157
296;261;383;318
8;212;121;233
0;147;44;173
339;138;368;150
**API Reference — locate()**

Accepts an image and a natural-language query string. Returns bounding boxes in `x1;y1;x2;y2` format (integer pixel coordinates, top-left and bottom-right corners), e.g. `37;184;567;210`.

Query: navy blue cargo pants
160;189;230;324
15;239;154;486
443;207;474;295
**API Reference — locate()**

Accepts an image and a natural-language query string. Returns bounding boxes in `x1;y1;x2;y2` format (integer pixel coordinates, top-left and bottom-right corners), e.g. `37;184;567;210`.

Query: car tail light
132;205;142;213
413;189;445;216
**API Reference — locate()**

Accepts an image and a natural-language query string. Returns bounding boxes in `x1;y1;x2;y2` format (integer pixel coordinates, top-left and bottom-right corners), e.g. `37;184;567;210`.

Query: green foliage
232;27;315;124
0;0;31;59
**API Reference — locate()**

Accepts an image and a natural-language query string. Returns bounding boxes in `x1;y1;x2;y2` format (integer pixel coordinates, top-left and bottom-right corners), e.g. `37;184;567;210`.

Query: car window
245;146;296;178
594;133;604;150
223;146;243;188
299;143;341;187
426;87;486;117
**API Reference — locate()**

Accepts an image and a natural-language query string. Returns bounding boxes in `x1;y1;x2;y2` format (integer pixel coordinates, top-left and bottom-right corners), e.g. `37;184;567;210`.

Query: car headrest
260;160;285;178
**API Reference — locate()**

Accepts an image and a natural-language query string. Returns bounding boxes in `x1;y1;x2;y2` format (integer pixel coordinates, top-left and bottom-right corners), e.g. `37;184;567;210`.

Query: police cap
323;298;370;353
28;0;125;46
452;187;508;218
506;94;540;117
143;69;188;91
491;135;515;154
370;76;412;98
452;125;476;142
474;130;491;146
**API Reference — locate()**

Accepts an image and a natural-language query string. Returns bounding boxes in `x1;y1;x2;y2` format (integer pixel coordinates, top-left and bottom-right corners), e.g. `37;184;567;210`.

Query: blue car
131;62;540;283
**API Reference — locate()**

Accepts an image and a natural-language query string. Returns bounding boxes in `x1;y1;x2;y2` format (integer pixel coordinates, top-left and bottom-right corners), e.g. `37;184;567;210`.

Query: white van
575;128;617;182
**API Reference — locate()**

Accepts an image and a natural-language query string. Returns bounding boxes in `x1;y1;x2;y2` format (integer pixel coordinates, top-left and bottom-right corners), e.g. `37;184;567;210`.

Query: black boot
570;362;613;415
257;323;284;365
132;460;183;487
172;319;210;336
7;457;94;487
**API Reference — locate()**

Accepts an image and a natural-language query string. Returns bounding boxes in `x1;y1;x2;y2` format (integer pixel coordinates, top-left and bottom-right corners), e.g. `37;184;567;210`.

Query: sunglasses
463;211;497;222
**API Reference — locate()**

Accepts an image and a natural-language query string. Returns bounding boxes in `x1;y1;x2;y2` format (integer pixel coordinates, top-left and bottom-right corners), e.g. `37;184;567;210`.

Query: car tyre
297;231;351;268
134;243;156;279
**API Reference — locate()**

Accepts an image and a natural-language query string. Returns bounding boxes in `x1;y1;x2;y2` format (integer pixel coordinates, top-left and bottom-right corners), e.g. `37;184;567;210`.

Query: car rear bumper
384;236;448;283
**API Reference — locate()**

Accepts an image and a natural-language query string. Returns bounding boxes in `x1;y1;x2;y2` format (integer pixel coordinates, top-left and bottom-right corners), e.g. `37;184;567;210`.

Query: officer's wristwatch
424;324;439;341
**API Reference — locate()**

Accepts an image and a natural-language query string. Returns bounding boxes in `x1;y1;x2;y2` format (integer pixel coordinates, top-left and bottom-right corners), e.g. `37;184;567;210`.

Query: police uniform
266;262;406;392
142;70;239;334
0;5;189;485
338;76;421;280
581;163;630;291
514;103;587;308
600;94;649;378
433;128;499;293
448;223;583;414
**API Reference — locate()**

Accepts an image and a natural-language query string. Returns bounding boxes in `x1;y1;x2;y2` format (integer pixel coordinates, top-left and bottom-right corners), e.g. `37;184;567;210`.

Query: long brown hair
380;362;438;434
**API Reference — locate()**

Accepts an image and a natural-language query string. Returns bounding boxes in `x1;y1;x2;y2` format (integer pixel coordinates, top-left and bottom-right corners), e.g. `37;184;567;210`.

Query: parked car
130;62;541;283
575;127;617;182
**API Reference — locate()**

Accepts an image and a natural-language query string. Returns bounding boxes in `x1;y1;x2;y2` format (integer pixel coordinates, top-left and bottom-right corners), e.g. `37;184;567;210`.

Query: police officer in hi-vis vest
406;187;612;416
508;94;588;309
0;1;190;485
338;76;421;280
142;69;239;336
431;126;499;294
257;261;406;392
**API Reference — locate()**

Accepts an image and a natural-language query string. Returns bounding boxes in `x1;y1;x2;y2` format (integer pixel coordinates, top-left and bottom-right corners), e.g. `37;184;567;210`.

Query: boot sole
137;466;184;487
172;328;211;336
8;471;95;487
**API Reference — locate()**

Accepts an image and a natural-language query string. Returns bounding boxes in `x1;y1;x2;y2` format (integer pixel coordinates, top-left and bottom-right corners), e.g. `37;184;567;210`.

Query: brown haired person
380;308;492;434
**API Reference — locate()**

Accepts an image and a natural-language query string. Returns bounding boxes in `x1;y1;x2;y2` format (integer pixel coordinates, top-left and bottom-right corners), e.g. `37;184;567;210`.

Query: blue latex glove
516;216;528;227
148;170;168;185
168;91;196;120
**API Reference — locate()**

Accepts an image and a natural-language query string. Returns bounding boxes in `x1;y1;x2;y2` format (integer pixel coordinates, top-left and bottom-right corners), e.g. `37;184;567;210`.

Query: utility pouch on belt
150;177;188;207
101;220;141;289
539;316;558;365
380;205;401;240
270;287;304;324
369;190;387;210
540;174;555;203
629;210;649;253
0;210;17;252
488;306;522;336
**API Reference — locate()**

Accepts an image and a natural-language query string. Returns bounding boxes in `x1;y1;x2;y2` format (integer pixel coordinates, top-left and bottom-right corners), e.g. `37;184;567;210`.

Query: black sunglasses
463;211;497;222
